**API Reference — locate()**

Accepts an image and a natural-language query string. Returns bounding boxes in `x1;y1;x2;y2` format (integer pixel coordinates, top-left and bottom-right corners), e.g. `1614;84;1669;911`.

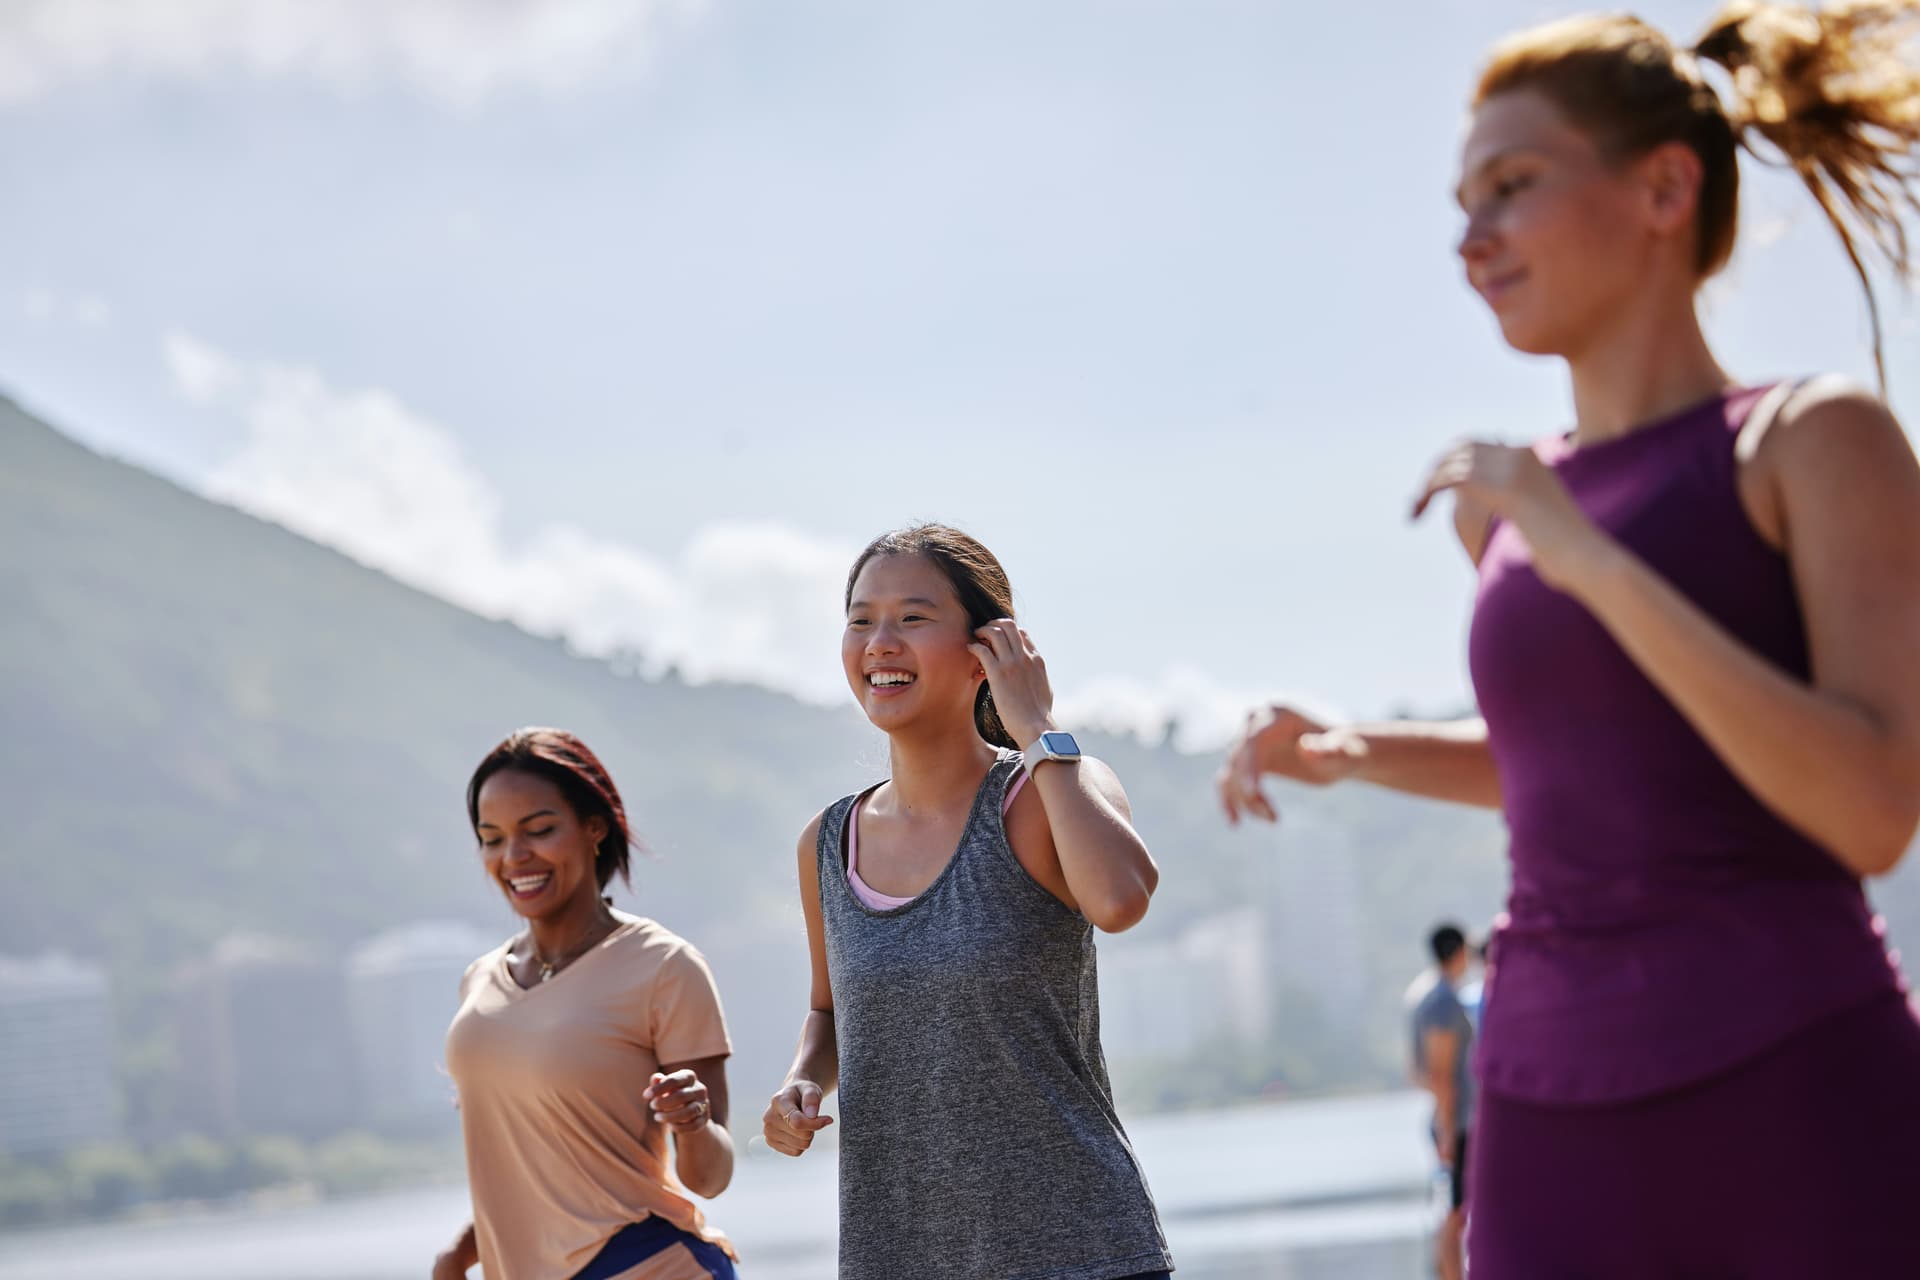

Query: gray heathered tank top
816;750;1173;1280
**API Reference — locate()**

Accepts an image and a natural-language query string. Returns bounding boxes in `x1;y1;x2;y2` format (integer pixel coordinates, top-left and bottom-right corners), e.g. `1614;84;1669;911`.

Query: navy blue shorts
571;1218;738;1280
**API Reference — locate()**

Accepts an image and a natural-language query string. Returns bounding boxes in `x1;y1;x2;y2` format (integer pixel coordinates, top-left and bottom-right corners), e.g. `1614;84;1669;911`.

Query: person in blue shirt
1407;923;1476;1280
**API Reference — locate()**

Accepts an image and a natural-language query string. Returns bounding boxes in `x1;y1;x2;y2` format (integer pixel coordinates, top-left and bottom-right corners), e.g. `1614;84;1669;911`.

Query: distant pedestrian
1407;923;1475;1280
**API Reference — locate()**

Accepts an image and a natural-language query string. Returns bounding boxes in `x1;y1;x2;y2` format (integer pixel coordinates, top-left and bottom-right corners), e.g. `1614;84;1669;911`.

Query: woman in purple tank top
1221;4;1920;1277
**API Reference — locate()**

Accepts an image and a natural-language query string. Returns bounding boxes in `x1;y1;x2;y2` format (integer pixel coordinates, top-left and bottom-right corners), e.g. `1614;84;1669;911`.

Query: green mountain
4;395;1915;1138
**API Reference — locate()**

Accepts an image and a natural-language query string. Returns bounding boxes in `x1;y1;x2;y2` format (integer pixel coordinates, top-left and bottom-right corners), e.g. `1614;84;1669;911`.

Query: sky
4;0;1915;749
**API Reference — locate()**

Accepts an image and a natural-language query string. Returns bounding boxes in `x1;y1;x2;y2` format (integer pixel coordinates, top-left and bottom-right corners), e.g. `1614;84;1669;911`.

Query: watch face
1039;731;1080;756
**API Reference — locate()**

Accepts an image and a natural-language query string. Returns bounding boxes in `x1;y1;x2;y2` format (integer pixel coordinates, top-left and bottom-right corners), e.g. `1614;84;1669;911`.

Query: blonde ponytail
1695;0;1920;389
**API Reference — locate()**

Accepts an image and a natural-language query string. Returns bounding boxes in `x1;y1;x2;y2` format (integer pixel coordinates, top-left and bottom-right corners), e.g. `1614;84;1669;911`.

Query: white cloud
167;332;858;702
21;288;112;329
163;331;240;404
163;332;1313;746
0;0;704;110
1056;667;1348;754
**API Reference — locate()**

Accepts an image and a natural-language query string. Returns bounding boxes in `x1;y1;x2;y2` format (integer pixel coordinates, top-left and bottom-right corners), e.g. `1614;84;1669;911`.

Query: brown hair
466;728;637;890
845;524;1019;750
1473;2;1920;388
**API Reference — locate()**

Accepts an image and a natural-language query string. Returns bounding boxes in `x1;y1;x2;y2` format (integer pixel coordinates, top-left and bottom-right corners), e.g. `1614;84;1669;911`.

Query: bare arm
1011;757;1160;933
763;816;839;1156
1423;1025;1461;1158
1342;719;1501;807
650;1055;733;1198
970;618;1160;931
1219;707;1502;822
1218;496;1501;820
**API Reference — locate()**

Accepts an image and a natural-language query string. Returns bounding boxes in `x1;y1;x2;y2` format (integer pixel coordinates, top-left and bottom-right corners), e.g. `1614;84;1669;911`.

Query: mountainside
4;393;1915;1136
2;397;863;971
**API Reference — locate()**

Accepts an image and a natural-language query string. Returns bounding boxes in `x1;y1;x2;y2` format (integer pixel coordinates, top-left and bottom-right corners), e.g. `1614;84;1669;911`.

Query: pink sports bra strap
846;793;915;909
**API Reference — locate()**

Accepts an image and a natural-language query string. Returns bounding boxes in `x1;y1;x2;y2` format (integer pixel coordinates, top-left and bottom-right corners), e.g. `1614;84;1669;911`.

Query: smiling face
474;768;608;922
842;553;985;740
1455;88;1688;359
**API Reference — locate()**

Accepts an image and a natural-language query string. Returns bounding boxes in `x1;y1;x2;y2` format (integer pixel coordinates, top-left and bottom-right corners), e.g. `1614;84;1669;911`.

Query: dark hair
844;524;1019;749
1474;2;1920;390
1430;923;1469;965
466;727;637;890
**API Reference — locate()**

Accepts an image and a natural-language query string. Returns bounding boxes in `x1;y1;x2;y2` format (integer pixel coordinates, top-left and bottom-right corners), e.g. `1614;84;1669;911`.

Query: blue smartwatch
1022;730;1083;776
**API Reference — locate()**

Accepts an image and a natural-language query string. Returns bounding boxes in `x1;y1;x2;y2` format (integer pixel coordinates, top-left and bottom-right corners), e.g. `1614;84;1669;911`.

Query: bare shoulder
797;809;826;855
1738;378;1915;545
796;808;836;891
1746;376;1910;471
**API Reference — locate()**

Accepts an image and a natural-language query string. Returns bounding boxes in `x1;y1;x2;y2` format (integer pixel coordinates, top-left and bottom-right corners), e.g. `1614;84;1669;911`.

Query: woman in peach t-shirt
436;728;739;1280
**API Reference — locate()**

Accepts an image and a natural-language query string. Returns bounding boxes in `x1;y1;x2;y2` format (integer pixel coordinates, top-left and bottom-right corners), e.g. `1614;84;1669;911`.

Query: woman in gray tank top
760;524;1174;1280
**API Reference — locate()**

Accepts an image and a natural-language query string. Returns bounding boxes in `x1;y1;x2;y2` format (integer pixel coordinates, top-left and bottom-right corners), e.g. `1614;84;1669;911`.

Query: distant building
0;953;118;1156
1099;908;1270;1063
346;922;497;1135
174;936;355;1141
1258;814;1369;1030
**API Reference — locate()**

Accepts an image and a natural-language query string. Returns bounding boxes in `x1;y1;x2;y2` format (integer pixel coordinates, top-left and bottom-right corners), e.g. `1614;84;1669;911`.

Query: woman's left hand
645;1069;713;1135
1412;440;1616;594
969;619;1055;748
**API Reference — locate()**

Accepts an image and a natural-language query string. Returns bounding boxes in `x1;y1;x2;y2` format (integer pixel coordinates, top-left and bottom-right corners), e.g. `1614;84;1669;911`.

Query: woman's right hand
1218;704;1370;824
762;1079;834;1156
432;1223;478;1279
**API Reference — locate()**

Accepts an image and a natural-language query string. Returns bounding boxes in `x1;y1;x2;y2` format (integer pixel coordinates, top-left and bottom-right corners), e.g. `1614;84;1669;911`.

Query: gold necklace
532;915;617;983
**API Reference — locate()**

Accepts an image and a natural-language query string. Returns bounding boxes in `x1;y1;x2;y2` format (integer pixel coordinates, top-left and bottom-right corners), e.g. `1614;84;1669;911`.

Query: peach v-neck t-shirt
446;912;735;1279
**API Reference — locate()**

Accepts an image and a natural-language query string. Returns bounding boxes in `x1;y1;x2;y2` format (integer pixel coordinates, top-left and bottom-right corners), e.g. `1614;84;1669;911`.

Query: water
0;1093;1439;1279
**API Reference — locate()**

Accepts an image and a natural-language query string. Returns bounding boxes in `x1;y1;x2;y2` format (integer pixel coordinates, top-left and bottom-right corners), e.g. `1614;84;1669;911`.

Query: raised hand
967;618;1056;748
1412;440;1613;593
1219;705;1370;825
430;1224;477;1280
762;1079;834;1157
644;1069;714;1136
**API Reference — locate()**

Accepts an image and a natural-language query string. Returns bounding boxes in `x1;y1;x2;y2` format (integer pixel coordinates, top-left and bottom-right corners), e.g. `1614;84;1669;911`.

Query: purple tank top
1469;385;1904;1104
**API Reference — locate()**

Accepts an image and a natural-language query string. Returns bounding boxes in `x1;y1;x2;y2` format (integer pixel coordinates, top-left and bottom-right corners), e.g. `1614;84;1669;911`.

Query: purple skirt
1468;990;1920;1278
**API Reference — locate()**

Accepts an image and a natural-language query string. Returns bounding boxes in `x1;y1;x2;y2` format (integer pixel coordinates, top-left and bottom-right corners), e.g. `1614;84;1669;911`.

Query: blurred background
1;1;1916;1276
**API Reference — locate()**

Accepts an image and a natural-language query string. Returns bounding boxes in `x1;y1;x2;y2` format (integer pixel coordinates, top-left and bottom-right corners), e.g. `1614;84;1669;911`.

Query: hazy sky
5;0;1914;747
